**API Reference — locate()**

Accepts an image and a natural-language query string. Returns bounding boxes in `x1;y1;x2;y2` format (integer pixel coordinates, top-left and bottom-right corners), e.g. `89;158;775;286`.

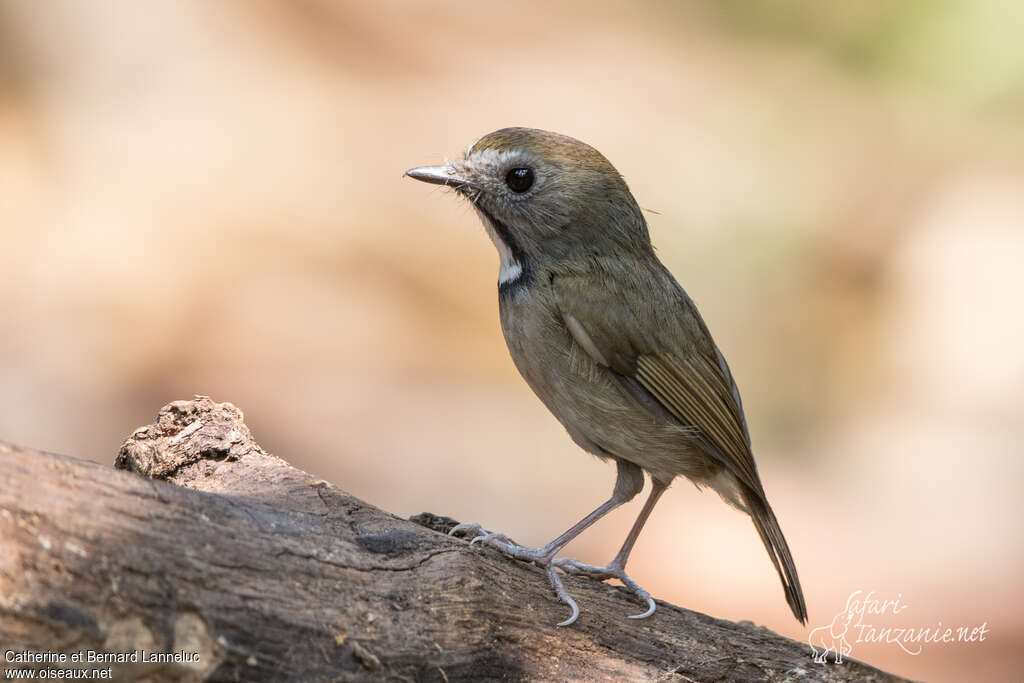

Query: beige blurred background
2;1;1022;680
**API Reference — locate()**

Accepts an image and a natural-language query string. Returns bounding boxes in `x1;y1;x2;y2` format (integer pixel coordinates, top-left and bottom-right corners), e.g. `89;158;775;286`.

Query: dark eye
505;167;534;193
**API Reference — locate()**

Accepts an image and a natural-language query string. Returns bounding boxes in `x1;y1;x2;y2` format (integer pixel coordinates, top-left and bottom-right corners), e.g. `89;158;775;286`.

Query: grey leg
449;460;644;625
553;478;669;619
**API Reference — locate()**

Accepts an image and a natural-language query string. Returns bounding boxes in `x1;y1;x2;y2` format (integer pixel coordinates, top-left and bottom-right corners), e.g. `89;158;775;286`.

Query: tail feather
745;492;807;624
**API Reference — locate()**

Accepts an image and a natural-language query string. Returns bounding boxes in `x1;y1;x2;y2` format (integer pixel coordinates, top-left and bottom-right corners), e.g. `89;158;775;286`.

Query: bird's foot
448;522;522;556
551;558;657;619
448;522;553;562
448;522;581;626
448;524;656;623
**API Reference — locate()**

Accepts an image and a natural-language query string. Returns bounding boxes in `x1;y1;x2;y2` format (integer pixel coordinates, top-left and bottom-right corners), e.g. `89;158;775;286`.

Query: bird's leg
553;479;669;619
450;496;621;563
449;460;645;625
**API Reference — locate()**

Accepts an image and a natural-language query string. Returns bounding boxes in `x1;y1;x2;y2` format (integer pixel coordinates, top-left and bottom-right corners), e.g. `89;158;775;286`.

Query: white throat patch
475;207;524;287
498;260;523;285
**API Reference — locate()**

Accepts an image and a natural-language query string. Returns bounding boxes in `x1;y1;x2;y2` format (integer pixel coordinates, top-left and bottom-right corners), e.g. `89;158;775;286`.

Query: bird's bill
404;165;471;189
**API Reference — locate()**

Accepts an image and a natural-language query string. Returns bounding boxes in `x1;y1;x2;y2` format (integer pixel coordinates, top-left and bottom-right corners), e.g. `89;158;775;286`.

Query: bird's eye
505;167;534;193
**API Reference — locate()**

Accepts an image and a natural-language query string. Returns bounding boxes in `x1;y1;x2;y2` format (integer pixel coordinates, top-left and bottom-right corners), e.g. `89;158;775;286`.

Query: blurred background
1;1;1022;680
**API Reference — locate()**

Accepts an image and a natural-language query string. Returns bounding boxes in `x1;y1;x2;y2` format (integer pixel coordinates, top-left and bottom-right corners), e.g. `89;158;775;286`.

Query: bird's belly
499;295;714;483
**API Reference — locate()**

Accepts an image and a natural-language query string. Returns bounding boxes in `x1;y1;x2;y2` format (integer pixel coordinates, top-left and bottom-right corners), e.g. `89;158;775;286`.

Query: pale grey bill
404;165;470;188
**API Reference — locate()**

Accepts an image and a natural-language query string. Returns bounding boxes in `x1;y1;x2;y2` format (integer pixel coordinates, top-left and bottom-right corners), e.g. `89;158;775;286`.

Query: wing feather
553;271;764;497
635;353;761;494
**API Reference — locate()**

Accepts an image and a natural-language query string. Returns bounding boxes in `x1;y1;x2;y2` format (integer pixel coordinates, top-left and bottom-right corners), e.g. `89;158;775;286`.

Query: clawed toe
551;558;613;580
551;558;657;620
448;521;488;538
546;564;581;627
628;596;657;620
449;522;517;548
448;521;524;557
469;530;514;547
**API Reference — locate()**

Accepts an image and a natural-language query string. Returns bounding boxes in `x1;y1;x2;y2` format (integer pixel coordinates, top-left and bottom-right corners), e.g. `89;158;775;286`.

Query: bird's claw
448;521;488;538
551;557;658;620
449;522;518;553
469;531;513;547
547;564;581;626
628;596;657;620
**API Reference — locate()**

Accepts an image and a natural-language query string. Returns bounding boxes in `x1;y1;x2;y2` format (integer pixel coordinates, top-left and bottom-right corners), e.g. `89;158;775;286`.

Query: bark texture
0;397;911;682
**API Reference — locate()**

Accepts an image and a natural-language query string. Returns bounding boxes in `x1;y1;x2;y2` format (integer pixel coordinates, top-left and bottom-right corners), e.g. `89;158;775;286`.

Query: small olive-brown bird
405;127;807;627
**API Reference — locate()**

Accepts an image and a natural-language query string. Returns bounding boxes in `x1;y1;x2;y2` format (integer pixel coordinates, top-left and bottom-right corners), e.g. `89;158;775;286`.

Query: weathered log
0;397;909;682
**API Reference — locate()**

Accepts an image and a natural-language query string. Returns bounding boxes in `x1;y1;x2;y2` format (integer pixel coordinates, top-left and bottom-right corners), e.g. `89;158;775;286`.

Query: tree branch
0;397;909;682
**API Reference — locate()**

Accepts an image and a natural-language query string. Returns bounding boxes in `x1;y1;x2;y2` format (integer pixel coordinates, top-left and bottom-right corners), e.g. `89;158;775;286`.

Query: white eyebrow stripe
467;147;527;173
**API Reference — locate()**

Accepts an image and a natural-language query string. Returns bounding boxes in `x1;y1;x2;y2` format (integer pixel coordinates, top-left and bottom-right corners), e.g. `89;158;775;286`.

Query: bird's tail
744;491;808;624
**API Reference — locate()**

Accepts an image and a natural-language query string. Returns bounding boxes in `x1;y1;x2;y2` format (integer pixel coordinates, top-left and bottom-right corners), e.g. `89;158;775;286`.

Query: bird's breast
496;276;715;481
499;285;614;458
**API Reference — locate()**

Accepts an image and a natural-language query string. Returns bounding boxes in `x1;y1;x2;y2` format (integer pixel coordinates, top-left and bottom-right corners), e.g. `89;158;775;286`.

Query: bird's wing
552;269;764;497
554;267;808;624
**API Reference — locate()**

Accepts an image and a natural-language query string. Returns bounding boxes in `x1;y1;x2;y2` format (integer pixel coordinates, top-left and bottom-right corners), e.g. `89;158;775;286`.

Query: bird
404;127;807;627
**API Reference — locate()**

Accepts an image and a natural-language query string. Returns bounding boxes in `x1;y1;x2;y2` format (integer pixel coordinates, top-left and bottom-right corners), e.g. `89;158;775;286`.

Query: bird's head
405;127;649;287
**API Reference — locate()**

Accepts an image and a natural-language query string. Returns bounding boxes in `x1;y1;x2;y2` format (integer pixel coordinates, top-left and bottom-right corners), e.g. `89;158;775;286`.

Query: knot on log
115;396;264;479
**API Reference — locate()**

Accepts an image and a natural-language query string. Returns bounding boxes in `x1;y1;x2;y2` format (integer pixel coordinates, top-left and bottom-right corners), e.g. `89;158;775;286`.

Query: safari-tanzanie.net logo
808;590;989;664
